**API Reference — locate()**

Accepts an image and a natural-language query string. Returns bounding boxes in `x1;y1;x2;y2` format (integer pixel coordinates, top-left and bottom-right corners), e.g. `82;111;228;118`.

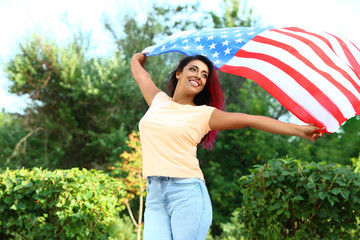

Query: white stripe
346;41;360;70
260;30;360;103
319;32;352;67
277;29;360;87
225;56;340;132
332;34;360;72
315;31;360;87
241;32;357;118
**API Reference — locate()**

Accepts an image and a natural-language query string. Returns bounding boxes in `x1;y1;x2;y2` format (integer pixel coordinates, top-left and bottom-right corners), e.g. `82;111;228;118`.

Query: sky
1;0;360;113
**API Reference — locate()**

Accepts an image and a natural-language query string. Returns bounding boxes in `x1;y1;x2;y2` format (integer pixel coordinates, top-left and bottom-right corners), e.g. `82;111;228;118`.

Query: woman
131;53;323;240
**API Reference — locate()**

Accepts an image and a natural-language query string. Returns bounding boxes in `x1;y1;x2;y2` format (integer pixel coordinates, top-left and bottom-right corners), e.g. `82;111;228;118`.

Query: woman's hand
298;125;324;141
132;53;147;66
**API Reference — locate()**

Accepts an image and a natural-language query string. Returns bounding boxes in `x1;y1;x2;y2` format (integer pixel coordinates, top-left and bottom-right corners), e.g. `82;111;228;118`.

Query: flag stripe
317;31;360;83
277;28;360;95
249;32;360;118
270;28;360;116
287;27;360;76
286;27;360;86
234;43;347;124
348;40;360;66
220;62;338;132
330;34;360;75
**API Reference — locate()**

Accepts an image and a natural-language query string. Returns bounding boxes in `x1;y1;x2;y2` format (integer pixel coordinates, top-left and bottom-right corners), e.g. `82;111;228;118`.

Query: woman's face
175;60;209;95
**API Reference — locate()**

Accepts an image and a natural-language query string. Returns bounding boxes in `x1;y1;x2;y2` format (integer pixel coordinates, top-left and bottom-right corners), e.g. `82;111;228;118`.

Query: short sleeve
151;91;170;106
203;106;216;133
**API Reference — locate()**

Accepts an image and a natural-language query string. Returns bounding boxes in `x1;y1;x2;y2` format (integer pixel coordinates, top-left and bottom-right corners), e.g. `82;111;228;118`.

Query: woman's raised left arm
209;109;323;141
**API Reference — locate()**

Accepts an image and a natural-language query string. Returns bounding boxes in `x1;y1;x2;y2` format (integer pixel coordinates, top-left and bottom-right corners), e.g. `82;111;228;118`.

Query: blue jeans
143;176;212;240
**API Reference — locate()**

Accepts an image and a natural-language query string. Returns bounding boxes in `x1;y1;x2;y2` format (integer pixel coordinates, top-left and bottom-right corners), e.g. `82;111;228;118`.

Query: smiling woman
130;52;323;240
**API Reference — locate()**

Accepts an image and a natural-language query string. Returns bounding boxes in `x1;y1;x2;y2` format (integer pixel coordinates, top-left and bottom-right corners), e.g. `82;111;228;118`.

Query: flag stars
182;39;189;44
248;31;255;35
207;35;214;40
212;51;220;58
194;36;202;42
224;47;232;55
235;33;242;37
222;40;230;46
220;34;227;39
209;42;217;50
171;44;177;48
161;45;166;51
214;59;221;65
196;44;204;50
235;38;243;43
183;45;190;50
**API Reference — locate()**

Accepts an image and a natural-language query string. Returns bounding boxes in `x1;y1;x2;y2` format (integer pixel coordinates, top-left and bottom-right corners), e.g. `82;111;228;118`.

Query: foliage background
1;0;359;238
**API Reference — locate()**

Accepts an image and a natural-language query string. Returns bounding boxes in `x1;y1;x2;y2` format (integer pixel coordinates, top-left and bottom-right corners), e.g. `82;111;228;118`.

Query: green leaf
3;196;13;205
327;196;335;206
329;188;341;195
268;201;282;211
340;190;350;200
306;182;316;189
84;202;94;209
284;210;290;219
319;192;327;200
276;208;284;215
294;195;304;201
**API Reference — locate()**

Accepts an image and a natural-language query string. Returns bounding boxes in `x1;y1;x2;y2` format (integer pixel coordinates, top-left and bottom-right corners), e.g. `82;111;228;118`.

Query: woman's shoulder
195;104;216;116
151;91;170;105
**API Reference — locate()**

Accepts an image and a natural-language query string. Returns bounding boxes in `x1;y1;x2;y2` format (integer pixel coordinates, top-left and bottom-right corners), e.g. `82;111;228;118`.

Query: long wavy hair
168;55;225;150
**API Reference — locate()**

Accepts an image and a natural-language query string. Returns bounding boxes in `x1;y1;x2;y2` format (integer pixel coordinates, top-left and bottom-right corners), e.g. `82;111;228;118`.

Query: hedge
0;168;126;240
238;158;360;240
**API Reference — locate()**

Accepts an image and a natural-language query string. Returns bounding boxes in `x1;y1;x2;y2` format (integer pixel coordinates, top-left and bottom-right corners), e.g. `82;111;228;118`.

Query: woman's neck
171;94;195;106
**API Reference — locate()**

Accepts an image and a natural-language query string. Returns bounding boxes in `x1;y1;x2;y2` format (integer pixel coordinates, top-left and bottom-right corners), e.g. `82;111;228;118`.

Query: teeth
190;80;199;86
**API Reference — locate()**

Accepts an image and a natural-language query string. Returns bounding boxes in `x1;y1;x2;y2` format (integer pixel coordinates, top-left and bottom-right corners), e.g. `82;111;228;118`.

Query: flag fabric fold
142;27;360;133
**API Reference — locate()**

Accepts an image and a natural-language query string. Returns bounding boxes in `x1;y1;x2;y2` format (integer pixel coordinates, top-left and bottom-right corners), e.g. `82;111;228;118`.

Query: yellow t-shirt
139;91;215;181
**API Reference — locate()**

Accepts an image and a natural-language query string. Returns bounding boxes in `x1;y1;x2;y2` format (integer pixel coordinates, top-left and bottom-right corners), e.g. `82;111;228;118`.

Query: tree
4;35;133;168
0;110;44;169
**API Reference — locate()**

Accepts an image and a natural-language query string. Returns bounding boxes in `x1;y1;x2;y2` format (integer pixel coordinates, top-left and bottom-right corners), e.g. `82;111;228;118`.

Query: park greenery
0;0;360;239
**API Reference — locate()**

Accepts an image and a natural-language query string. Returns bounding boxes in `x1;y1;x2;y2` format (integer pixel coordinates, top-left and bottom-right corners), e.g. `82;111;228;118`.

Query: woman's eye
202;74;208;79
190;67;196;71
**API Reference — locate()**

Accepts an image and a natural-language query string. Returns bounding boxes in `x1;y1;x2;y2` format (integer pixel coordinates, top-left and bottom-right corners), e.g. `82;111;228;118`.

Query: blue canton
145;27;272;69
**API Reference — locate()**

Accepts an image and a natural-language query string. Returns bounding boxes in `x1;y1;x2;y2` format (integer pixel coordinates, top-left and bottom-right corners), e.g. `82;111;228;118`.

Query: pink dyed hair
168;55;225;150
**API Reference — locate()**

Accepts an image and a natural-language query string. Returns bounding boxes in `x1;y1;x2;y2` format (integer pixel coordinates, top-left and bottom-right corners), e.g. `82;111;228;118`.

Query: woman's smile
189;80;200;87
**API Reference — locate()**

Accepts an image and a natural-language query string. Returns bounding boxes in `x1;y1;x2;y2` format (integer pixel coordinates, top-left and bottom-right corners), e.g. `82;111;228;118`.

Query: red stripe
233;48;346;123
220;64;330;131
284;27;360;75
250;34;360;116
277;28;360;95
327;33;360;76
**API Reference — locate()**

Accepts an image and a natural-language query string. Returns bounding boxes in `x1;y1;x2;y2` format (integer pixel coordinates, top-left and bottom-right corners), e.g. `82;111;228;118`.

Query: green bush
237;158;360;240
109;216;137;240
0;168;126;240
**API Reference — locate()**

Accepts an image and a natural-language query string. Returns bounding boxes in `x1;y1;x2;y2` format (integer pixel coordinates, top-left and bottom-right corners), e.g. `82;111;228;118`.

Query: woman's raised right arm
131;53;161;106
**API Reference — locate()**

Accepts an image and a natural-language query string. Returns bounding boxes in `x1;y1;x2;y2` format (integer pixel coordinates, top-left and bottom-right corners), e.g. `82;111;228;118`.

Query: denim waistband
147;176;205;184
147;176;173;184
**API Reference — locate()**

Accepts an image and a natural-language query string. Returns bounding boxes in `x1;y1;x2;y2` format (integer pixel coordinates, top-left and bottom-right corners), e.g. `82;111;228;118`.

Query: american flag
142;27;360;133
